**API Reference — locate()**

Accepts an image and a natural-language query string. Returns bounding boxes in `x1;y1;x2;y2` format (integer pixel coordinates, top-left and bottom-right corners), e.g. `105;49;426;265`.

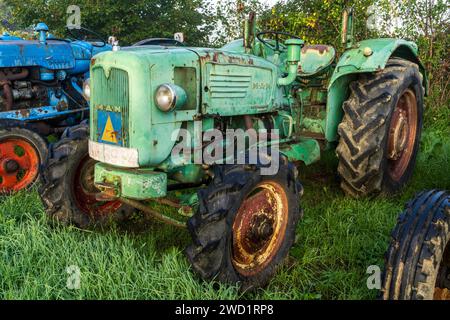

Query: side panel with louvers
209;73;251;99
203;62;275;116
91;67;130;146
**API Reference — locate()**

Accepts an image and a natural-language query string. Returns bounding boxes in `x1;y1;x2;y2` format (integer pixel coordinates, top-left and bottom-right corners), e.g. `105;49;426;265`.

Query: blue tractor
0;23;111;193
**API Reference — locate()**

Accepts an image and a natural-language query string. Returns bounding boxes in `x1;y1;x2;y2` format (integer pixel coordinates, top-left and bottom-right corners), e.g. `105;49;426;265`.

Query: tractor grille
92;67;130;146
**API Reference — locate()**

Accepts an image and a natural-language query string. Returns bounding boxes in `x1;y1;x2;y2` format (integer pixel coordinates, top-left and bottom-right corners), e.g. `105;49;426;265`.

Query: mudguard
325;38;427;142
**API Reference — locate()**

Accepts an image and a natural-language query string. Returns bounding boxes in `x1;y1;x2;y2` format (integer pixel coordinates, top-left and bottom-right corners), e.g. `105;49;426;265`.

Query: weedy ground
0;106;448;300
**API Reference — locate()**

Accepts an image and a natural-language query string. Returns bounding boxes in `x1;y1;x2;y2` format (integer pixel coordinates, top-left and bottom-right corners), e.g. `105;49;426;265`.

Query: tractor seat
298;45;336;77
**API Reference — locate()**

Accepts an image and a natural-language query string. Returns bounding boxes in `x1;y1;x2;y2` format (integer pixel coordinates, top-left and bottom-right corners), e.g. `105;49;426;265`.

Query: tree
3;0;216;46
258;0;377;50
211;0;269;46
375;0;449;106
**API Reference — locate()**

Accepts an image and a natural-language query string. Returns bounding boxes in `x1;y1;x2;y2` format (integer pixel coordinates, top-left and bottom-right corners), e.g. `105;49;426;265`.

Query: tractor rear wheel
186;162;303;290
39;122;133;228
0;127;48;193
336;58;424;198
381;190;450;300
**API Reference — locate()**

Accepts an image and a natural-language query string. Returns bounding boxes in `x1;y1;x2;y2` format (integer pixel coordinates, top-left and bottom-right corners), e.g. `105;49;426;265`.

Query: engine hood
0;40;75;69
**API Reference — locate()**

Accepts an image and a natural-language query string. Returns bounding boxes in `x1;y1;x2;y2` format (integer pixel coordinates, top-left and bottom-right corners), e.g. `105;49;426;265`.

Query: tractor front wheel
0;127;48;193
336;58;424;198
381;190;450;300
186;162;303;290
39;121;133;228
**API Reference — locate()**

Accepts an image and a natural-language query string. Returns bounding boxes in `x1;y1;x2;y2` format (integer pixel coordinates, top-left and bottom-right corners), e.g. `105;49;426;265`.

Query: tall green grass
0;107;448;300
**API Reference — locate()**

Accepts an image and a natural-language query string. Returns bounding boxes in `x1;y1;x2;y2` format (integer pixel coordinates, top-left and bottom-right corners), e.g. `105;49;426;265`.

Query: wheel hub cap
3;159;19;173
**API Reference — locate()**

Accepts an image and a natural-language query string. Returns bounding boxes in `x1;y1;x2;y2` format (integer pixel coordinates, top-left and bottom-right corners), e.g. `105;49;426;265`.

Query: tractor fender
325;38;427;142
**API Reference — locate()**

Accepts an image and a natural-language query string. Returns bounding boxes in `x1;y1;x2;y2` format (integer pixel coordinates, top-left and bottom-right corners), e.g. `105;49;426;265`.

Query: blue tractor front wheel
0;127;48;193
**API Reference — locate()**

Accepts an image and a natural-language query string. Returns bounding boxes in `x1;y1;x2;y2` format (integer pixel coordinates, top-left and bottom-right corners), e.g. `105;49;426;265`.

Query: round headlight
155;83;187;112
83;78;91;101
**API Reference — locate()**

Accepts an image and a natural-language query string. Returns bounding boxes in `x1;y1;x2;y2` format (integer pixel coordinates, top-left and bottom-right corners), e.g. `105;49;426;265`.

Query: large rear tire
381;190;450;300
0;127;48;193
186;162;303;290
336;58;424;198
39;121;133;228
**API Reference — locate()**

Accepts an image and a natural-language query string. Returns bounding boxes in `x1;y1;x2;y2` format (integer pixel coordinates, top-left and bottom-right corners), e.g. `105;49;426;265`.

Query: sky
261;0;279;6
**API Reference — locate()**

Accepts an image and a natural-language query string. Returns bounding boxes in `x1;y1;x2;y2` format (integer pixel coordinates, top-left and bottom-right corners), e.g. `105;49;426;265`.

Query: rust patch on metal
213;51;219;62
15;109;30;117
231;181;289;277
301;44;331;55
434;288;450;300
387;88;418;182
73;156;123;215
202;51;254;65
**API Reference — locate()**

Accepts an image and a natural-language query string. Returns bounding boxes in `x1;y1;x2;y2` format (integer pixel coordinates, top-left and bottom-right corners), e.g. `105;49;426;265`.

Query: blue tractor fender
325;38;427;142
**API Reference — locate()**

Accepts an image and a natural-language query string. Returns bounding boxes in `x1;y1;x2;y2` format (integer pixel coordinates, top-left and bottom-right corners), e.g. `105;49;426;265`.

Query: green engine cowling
88;45;298;199
89;46;288;166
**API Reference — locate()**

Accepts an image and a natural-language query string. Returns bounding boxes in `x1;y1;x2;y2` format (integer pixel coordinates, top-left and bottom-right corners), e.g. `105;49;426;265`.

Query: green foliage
211;0;269;46
375;0;449;108
258;0;449;108
258;0;377;50
3;0;215;46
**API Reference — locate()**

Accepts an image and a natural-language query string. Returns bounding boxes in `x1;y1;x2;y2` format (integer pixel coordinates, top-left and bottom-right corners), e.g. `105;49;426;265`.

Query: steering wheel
256;31;303;52
67;26;106;47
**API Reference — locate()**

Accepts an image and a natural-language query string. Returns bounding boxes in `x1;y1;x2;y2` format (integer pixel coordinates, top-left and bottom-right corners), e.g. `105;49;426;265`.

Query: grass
0;106;449;300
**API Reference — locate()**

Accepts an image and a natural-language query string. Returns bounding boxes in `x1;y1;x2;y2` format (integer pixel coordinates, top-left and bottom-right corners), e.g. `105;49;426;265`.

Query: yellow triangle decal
101;115;118;144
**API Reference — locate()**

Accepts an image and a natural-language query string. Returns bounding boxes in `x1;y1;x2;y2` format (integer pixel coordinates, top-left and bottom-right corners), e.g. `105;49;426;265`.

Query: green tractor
39;9;427;289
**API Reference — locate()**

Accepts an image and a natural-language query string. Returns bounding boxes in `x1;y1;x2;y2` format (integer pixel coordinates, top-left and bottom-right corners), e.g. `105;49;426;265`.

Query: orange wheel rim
0;138;40;192
387;88;418;182
232;181;289;277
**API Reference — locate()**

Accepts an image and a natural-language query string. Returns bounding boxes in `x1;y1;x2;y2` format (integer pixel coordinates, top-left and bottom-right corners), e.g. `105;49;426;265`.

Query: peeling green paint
94;163;167;199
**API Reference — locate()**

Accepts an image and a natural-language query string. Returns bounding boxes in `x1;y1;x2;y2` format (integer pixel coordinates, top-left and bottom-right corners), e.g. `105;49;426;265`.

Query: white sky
261;0;279;6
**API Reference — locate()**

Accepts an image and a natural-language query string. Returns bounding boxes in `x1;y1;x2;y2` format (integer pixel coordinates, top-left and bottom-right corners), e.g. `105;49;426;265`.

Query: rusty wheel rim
433;240;450;300
387;88;418;182
0;138;40;192
232;181;289;277
73;156;123;216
